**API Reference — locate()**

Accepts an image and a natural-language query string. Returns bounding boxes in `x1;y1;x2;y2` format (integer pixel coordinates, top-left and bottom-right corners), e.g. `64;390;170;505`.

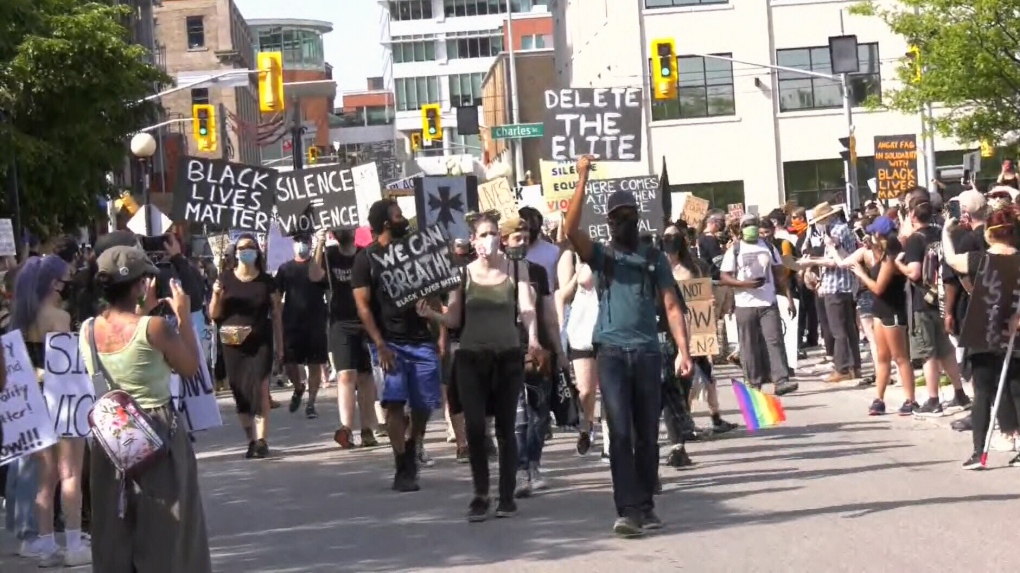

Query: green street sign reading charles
491;123;544;139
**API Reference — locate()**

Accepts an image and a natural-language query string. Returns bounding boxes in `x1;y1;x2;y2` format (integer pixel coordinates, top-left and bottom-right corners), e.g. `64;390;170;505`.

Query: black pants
815;293;834;357
823;292;861;373
970;353;1020;454
455;348;524;502
798;286;819;349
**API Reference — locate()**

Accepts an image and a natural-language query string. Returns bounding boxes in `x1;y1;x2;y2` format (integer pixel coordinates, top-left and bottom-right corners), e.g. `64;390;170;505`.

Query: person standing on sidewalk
564;155;693;537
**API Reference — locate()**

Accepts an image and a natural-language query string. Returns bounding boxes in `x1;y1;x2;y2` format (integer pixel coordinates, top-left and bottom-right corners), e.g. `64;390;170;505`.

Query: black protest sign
273;164;361;235
578;175;663;242
542;88;643;162
369;225;462;309
173;157;275;233
960;253;1020;353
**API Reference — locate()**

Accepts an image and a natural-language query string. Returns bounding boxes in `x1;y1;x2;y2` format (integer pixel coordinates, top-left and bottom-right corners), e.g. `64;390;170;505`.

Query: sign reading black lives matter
542;88;643;162
370;225;462;309
579;175;663;242
173;157;276;233
274;164;363;235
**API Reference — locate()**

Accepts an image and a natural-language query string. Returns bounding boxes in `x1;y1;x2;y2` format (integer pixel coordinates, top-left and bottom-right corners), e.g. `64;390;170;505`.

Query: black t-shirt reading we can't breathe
324;246;362;332
350;243;434;345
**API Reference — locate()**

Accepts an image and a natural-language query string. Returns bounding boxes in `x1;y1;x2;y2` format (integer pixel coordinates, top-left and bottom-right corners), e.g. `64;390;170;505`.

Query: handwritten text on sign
43;332;95;439
679;279;718;356
478;177;518;222
578;176;663;242
173;157;275;233
163;318;223;432
542;88;643;162
369;225;462;309
1;330;59;465
682;195;709;228
274;164;363;235
874;134;918;201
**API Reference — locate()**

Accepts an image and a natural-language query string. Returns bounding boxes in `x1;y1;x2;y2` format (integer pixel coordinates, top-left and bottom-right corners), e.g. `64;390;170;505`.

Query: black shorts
329;324;371;373
283;327;328;365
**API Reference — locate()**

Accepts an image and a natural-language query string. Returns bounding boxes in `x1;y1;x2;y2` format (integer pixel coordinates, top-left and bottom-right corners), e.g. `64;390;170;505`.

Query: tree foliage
852;0;1020;145
0;0;170;233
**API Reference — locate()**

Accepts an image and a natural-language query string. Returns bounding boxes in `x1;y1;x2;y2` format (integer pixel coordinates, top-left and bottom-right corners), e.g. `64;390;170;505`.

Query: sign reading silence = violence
542;88;643;162
873;134;918;200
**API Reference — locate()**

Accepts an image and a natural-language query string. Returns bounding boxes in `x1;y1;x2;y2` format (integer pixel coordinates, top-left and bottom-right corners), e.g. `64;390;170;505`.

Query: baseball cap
865;215;897;238
499;216;529;237
94;230;140;257
957;189;986;215
96;246;159;285
606;190;637;215
740;213;759;227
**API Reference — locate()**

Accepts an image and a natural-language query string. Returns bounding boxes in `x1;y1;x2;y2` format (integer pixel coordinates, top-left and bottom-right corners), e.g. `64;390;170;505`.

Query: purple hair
12;255;69;331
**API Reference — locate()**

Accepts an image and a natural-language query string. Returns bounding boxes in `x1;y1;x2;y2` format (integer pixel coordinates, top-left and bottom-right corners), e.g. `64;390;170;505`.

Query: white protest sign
264;220;294;274
0;219;16;257
351;162;383;225
169;341;222;432
0;330;59;465
43;332;96;439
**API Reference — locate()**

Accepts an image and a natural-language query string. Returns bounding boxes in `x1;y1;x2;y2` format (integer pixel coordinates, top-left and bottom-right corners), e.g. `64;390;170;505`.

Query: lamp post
130;132;157;236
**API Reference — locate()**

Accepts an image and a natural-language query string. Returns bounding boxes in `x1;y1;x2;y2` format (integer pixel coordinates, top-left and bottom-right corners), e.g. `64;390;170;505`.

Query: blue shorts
369;342;441;411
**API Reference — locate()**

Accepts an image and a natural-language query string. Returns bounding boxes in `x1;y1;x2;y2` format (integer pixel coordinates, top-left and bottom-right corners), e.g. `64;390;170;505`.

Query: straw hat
808;202;842;225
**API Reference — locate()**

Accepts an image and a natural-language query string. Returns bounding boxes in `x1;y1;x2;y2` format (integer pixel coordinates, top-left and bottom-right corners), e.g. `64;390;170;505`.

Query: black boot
392;445;420;493
402;439;420;490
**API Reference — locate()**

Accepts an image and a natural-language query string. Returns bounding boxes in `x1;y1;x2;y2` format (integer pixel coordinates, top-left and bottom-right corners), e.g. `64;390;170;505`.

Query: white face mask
475;235;500;257
294;242;310;258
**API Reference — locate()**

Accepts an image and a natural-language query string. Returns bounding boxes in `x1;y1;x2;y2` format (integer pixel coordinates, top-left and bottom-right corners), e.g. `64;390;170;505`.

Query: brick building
481;49;554;179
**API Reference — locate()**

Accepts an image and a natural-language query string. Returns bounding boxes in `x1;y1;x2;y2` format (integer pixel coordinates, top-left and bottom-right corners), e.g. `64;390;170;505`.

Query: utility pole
290;100;304;170
505;0;524;184
840;74;860;210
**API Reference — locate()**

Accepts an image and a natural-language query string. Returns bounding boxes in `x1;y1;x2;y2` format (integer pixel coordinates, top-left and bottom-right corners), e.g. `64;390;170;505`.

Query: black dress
218;271;275;416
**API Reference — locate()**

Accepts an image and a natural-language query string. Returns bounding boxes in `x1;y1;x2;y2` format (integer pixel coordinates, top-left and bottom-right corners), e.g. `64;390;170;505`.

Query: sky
234;0;387;93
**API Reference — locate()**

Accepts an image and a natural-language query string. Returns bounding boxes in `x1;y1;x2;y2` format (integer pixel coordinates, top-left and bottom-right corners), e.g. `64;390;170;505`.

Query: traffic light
651;39;677;100
192;104;217;152
421;104;442;141
838;134;857;164
906;45;921;83
981;140;995;158
307;146;319;165
257;51;285;113
410;132;422;151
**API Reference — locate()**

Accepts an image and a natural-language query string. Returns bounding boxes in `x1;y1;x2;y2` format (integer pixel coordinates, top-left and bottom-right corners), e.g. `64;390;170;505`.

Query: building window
393;40;436;63
776;43;881;112
186;16;205;49
783;158;875;206
649;54;735;121
395;76;441;111
520;35;550;50
645;0;727;7
449;73;485;107
446;34;503;59
366;106;394;126
367;77;385;90
389;0;434;21
191;88;209;106
451;128;482;155
676;181;744;209
443;0;541;16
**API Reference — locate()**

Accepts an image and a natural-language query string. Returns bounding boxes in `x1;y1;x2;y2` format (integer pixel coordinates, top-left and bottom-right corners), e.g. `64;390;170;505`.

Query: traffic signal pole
290;98;304;170
841;74;859;210
505;0;524;184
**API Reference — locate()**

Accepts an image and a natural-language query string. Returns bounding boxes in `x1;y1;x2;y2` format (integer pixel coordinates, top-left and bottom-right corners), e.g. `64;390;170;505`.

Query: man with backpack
895;188;971;416
564;155;693;538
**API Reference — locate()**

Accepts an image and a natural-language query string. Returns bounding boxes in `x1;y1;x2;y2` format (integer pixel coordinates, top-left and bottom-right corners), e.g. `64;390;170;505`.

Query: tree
852;0;1020;145
0;0;170;234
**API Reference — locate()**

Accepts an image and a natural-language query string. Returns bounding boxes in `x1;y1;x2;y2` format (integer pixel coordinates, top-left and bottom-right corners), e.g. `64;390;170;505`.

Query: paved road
3;358;1019;572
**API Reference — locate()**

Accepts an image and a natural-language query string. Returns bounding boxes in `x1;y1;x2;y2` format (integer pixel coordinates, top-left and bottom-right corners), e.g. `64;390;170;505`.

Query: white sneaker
513;469;532;498
18;539;42;558
991;432;1016;453
64;546;92;567
530;465;548;491
38;547;63;568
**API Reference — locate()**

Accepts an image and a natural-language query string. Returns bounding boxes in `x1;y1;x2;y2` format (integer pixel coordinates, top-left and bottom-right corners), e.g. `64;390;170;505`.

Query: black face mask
609;217;640;249
389;219;410;239
663;235;683;254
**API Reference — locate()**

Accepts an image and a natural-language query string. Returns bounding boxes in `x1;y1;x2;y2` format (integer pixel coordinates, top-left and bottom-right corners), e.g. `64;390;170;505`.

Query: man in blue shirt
564;155;693;537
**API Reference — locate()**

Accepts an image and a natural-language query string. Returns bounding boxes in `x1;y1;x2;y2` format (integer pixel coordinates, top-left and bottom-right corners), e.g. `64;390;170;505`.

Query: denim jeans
4;455;39;540
516;373;552;470
597;344;662;517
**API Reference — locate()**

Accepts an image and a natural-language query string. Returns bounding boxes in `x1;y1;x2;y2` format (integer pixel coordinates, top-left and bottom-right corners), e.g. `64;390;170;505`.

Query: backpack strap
643;246;661;298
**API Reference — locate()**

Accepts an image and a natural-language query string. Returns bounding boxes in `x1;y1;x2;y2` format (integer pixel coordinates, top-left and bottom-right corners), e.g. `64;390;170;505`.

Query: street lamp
130;132;157;236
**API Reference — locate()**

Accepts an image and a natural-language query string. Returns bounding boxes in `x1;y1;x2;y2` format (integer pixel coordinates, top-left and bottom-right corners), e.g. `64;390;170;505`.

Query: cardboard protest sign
538;160;631;213
414;176;479;241
168;337;222;432
960;253;1020;353
369;225;462;309
264;220;294;273
728;203;745;219
0;219;15;257
274;164;363;235
350;162;383;225
679;279;718;356
173;157;275;233
1;330;59;465
874;134;918;200
578;176;664;242
542;88;643;162
43;332;96;439
682;195;710;228
478;177;518;222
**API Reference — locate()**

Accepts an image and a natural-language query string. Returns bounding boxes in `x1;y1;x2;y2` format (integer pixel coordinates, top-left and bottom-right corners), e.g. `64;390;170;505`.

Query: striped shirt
818;221;859;295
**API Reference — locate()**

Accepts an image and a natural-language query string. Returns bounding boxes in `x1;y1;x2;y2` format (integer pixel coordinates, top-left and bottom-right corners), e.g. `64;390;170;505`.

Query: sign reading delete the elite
370;225;462;309
274;164;362;235
579;175;663;242
173;157;275;233
542;88;643;162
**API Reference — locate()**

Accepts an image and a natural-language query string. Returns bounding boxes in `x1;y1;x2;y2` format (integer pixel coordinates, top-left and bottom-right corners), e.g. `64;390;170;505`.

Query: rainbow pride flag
731;380;787;432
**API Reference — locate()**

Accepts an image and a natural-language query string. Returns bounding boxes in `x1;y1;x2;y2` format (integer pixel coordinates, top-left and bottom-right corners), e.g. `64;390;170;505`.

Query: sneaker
288;387;305;413
897;400;920;416
824;371;853;383
253;439;269;458
775;381;799;396
467;496;490;523
455;445;469;463
576;431;592;456
943;392;973;414
494;499;518;518
374;426;388;439
530;465;548;491
613;515;645;538
514;469;532;498
857;375;876;387
868;399;886;416
360;428;379;448
333;426;354;449
951;415;973;432
18;539;42;558
244;440;256;459
991;432;1016;453
38;548;64;568
711;418;739;434
305;404;318;419
1009;453;1020;467
417;443;435;468
914;397;944;418
665;444;693;468
962;452;984;470
63;546;92;567
641;509;664;530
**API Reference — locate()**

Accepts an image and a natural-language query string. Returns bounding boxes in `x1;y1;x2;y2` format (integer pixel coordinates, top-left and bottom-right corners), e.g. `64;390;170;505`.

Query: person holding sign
81;246;211;572
564;155;693;537
10;255;90;567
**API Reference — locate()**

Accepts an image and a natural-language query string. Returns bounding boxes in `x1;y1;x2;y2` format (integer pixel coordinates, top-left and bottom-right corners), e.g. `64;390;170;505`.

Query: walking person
81;246;212;572
210;234;283;458
416;212;536;521
558;244;600;455
564;155;693;537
